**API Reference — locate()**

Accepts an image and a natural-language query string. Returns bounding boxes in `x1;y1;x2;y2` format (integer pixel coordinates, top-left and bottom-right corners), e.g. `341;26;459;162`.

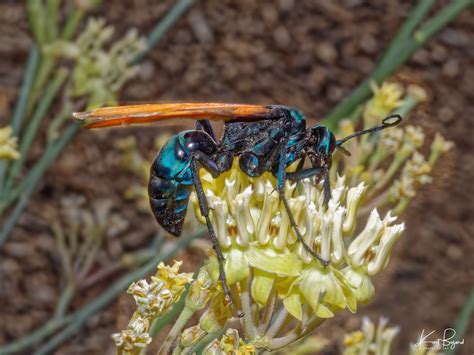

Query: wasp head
305;125;336;169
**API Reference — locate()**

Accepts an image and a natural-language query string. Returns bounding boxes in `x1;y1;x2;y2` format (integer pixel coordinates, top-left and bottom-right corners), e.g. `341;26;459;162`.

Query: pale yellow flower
0;126;20;160
364;81;404;124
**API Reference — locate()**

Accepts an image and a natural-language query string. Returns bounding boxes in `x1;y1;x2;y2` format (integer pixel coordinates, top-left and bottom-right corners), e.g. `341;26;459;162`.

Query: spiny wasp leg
277;148;330;267
190;157;237;312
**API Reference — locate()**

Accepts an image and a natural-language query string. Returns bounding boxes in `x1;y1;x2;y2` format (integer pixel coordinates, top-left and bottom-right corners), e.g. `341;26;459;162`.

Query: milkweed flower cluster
182;165;404;351
113;81;452;353
0;126;20;160
112;261;193;354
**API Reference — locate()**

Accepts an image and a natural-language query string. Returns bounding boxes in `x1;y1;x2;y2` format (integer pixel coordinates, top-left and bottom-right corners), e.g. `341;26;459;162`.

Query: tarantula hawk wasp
74;103;402;307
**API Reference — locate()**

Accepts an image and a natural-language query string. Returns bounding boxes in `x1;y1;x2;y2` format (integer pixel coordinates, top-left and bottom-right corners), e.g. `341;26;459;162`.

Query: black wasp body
75;102;402;305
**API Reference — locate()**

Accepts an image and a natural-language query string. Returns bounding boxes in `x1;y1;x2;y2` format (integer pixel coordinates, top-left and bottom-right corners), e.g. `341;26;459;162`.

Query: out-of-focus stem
0;46;39;196
376;0;436;68
45;0;61;41
54;282;76;319
445;288;474;355
27;0;46;44
158;306;196;355
133;0;196;63
324;0;473;128
0;232;201;354
7;68;67;189
0;123;79;245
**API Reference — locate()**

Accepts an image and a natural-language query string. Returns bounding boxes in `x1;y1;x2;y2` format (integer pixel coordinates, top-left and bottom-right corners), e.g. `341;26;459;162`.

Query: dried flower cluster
112;261;193;354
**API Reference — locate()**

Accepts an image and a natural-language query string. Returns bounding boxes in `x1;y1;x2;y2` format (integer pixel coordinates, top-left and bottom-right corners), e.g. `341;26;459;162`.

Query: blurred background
0;1;472;354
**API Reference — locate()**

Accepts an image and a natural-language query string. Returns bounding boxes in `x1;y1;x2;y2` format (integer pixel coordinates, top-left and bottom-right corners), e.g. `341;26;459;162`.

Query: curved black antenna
336;114;402;146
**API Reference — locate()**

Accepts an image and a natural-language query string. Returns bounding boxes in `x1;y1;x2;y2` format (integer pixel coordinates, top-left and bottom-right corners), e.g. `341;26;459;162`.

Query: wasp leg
196;120;217;141
276;144;330;266
288;166;331;205
190;155;235;309
286;166;323;181
323;168;331;205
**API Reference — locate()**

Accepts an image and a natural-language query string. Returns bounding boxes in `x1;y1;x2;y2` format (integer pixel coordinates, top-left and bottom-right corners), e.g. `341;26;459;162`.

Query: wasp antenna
336;114;402;146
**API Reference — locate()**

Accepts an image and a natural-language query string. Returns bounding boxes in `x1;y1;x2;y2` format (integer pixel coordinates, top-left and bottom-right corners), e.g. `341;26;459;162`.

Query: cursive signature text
414;328;464;350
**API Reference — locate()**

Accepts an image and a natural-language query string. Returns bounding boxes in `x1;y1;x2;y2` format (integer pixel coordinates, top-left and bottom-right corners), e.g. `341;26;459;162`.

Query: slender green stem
11;45;40;136
324;0;473;128
0;46;39;197
7;68;67;189
376;0;436;68
54;282;76;319
27;0;46;45
0;231;203;354
61;7;85;40
45;0;61;41
191;330;224;354
0;124;79;245
158;305;196;355
133;0;196;63
445;288;474;355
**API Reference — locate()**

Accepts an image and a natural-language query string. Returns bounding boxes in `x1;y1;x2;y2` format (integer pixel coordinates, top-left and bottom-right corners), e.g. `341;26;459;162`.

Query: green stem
191;330;224;354
27;0;46;45
54;282;76;319
28;58;56;113
7;68;67;189
324;0;473;128
0;45;39;197
445;288;474;355
0;123;79;245
61;7;85;40
45;0;61;41
158;305;196;355
133;0;196;63
11;45;40;136
376;0;436;68
0;231;203;354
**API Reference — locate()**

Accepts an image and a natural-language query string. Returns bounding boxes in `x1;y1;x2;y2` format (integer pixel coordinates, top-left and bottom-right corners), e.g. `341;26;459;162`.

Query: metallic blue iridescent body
148;106;338;236
75;102;401;308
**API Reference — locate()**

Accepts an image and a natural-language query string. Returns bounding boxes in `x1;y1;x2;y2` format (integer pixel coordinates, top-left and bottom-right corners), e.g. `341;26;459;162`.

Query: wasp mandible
74;103;402;305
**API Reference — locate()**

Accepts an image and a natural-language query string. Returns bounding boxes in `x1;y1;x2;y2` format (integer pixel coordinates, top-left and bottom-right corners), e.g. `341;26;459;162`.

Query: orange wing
73;102;275;129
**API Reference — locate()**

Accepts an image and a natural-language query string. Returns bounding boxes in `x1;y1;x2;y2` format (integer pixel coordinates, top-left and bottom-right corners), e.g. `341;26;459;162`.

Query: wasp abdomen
149;173;192;236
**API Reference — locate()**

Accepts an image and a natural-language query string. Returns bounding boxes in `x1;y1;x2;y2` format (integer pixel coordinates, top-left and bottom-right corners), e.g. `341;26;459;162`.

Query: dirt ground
0;1;473;354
